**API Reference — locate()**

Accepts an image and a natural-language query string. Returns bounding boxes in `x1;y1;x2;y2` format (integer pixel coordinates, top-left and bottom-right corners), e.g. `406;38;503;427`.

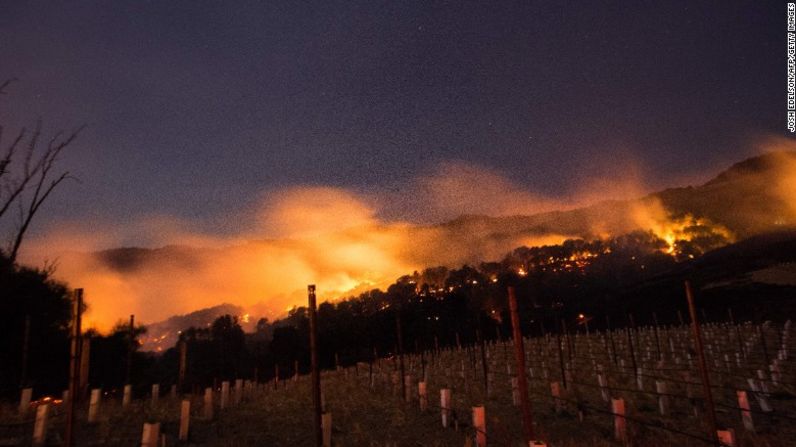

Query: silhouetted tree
211;315;246;379
0;79;82;262
0;251;70;397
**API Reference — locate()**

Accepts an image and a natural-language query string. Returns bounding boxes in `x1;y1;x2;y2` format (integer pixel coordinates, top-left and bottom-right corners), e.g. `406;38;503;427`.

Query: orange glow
630;199;733;257
24;143;796;332
31;396;62;406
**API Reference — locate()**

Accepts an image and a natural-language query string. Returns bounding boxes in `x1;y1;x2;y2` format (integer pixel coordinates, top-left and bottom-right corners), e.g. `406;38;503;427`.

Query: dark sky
0;1;784;241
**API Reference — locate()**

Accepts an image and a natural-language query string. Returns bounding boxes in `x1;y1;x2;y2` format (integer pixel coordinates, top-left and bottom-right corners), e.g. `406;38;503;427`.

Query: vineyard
1;298;793;447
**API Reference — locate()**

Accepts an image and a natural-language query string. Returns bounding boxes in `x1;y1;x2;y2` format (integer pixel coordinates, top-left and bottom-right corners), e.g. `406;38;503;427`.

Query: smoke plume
20;144;795;332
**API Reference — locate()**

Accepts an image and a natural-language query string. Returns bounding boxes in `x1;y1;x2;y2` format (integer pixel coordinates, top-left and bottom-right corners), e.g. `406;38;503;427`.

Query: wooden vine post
685;281;719;445
508;286;536;443
178;340;187;393
64;288;83;447
395;307;406;402
20;315;30;389
308;285;323;447
126;314;134;386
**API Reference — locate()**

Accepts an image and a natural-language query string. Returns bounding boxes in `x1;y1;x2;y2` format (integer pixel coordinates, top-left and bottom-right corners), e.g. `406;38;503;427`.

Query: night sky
0;1;784;243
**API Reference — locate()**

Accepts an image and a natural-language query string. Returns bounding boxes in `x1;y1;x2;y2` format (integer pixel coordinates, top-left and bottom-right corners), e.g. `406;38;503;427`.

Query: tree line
4;225;770;400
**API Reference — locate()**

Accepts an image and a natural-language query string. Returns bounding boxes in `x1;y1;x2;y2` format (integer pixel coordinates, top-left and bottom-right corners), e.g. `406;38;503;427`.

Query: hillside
98;151;796;272
433;150;796;243
655;151;796;237
78;151;796;343
141;303;246;352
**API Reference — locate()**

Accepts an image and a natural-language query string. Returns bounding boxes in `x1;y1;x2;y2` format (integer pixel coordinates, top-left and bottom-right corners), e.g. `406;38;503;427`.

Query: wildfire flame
631;199;733;257
28;142;796;333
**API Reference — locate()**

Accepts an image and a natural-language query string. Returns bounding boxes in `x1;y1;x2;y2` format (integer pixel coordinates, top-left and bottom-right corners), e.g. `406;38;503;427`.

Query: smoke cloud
20;143;793;332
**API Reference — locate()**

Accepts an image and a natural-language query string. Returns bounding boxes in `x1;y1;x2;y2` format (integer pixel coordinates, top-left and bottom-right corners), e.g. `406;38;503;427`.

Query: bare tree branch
0;123;41;220
0;79;81;263
0;127;26;177
42;257;60;277
9;170;74;263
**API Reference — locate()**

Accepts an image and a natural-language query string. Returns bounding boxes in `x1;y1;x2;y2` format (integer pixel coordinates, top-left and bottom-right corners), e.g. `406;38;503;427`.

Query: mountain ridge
95;151;796;261
68;151;796;344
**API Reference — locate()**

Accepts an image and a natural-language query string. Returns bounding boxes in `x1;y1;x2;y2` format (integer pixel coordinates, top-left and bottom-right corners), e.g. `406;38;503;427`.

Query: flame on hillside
632;199;734;257
20;144;796;333
51;196;733;333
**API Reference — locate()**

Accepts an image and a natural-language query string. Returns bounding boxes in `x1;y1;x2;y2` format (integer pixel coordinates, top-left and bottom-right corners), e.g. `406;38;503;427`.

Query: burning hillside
20;150;796;334
140;303;249;352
